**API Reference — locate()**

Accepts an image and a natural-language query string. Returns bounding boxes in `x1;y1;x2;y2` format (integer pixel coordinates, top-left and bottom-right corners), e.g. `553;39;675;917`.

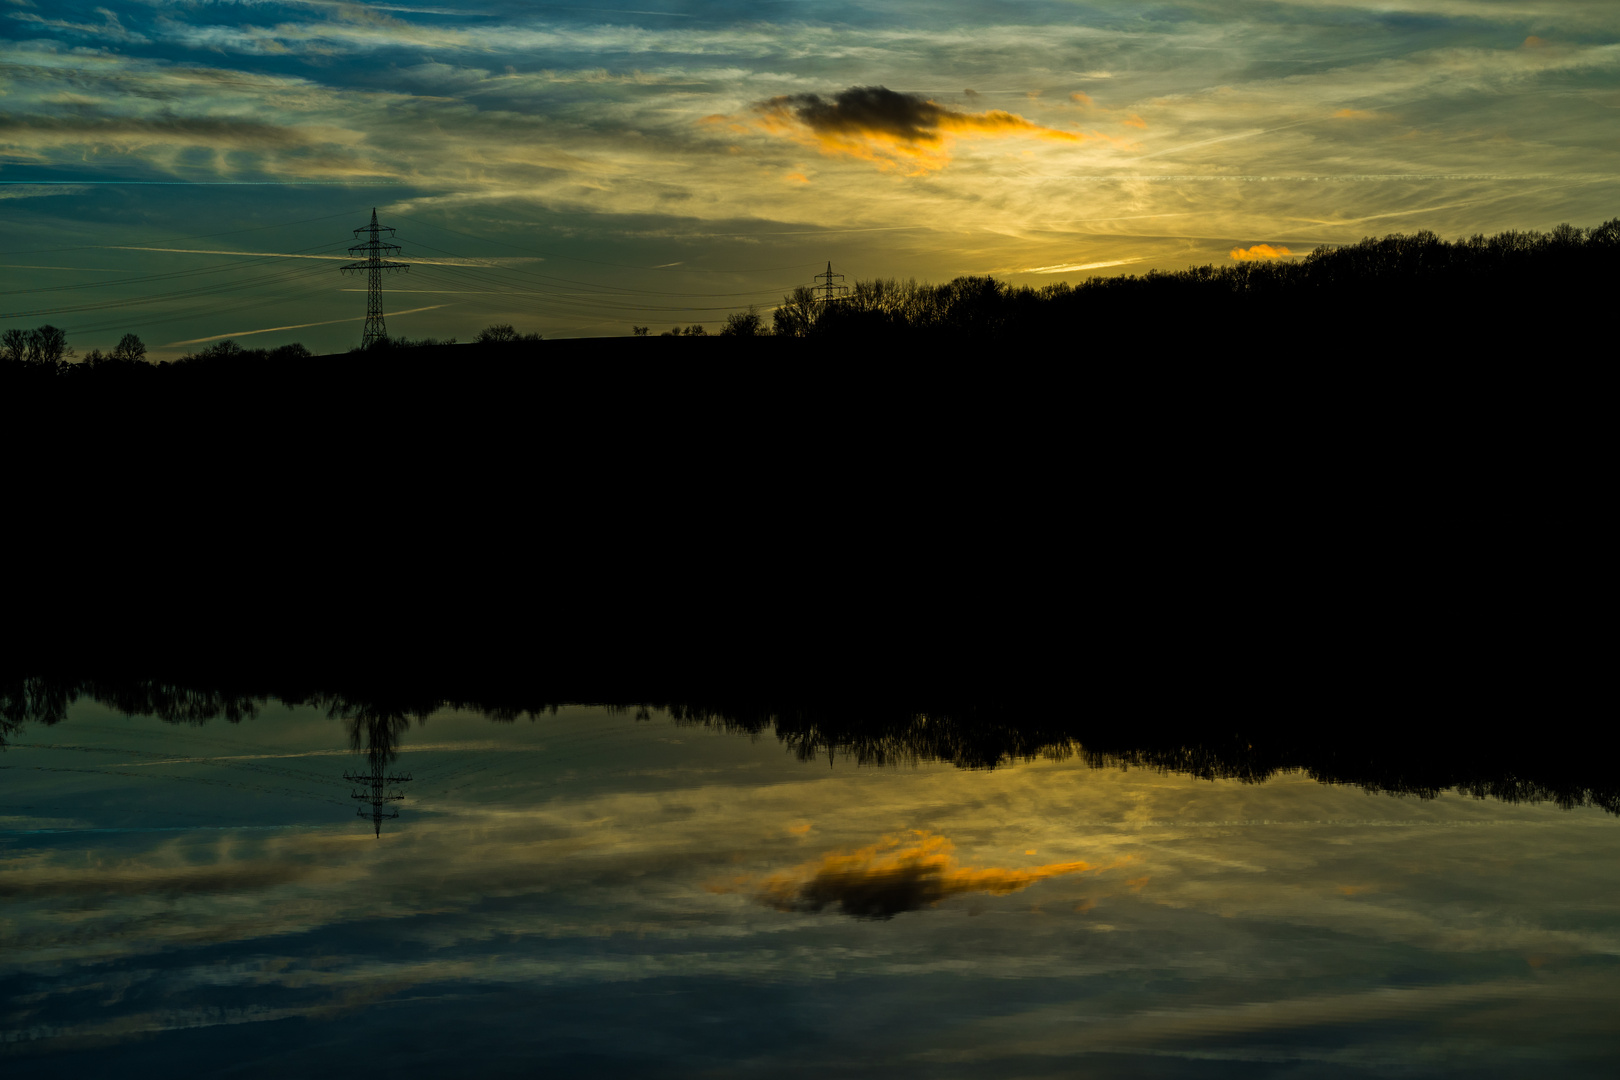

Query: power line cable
387;212;820;275
0;209;367;257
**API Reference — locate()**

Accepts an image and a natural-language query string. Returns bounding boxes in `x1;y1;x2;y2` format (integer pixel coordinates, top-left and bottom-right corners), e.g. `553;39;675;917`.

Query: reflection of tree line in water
4;674;1615;815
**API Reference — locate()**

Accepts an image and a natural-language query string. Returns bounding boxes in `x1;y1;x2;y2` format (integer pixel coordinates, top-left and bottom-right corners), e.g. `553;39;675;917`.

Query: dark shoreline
3;669;1615;815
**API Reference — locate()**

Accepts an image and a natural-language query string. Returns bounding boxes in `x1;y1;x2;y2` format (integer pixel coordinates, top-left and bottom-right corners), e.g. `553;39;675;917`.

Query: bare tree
112;333;147;363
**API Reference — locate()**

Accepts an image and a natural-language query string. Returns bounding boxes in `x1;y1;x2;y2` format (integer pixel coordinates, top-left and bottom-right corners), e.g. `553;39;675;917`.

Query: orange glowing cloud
722;830;1101;919
1230;243;1293;260
1332;108;1374;119
756;85;1083;175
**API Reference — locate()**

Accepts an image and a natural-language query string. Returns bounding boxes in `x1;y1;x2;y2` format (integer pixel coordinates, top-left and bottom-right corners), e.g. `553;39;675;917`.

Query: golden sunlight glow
1230;243;1293;260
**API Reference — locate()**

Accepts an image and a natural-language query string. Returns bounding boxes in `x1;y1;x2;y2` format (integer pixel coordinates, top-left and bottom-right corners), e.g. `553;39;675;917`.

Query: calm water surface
3;698;1616;1077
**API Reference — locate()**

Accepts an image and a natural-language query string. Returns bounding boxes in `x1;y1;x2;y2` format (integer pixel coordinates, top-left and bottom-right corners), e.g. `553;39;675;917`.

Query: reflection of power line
7;763;351;807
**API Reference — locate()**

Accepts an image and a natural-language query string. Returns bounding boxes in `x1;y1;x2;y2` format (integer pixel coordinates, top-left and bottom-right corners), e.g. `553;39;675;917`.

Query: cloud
0;184;87;201
737;831;1096;919
0;857;318;899
8;7;148;43
1230;243;1293;260
756;86;1083;174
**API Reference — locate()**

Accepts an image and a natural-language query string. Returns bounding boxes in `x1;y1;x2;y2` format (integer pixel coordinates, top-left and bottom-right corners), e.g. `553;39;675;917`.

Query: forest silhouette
770;220;1620;341
5;218;1601;771
3;221;1616;390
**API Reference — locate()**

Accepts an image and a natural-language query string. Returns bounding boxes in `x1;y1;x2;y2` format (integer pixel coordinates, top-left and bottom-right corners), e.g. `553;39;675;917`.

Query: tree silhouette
112;334;146;363
474;323;541;344
720;306;766;336
476;323;518;343
0;328;28;364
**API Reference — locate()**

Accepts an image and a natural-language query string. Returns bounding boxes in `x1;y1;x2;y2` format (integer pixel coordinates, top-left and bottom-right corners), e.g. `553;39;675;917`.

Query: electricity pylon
341;208;409;348
812;261;849;304
344;760;412;838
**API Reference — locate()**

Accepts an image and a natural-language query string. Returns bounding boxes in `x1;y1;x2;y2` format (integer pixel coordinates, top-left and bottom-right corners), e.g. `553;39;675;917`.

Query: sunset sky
4;0;1618;352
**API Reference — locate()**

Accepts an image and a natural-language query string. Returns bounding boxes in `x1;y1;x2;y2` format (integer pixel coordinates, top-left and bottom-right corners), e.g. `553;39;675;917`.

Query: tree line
755;219;1620;340
0;322;544;386
7;219;1614;366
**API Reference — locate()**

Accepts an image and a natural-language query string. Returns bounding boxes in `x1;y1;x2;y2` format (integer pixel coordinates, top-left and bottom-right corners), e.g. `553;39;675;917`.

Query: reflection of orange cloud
756;85;1084;175
784;172;810;185
740;831;1101;920
1523;35;1547;48
1230;243;1292;260
1066;92;1144;130
1332;108;1374;119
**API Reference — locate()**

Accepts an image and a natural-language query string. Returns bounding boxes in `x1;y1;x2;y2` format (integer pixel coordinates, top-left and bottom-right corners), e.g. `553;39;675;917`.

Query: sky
3;0;1618;352
4;700;1619;1075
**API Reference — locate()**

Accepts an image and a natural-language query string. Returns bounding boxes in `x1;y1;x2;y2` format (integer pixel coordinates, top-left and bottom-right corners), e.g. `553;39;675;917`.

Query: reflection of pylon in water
344;760;412;838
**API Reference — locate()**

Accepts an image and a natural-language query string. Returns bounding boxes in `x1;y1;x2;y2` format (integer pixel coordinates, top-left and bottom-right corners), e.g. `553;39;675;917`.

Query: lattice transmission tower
344;759;413;838
812;261;850;304
341;208;409;348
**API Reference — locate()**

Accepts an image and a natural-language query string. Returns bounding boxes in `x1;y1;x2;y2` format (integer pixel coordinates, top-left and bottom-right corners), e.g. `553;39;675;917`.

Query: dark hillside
775;221;1620;347
3;222;1607;712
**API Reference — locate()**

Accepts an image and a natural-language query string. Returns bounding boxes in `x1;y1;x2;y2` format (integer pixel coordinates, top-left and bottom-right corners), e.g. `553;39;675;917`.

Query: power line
386;211;821;275
0;209;365;257
398;236;801;298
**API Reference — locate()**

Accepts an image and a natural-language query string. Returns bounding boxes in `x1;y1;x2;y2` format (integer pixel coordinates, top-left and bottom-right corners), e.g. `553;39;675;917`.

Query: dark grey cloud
751;832;1093;920
762;85;953;144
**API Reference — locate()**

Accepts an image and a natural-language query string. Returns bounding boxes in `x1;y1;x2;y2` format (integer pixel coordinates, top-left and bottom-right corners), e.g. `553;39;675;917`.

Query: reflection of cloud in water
741;831;1099;920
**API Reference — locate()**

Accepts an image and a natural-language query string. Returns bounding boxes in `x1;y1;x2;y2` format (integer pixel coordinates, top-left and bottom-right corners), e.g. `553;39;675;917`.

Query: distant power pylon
341;208;409;348
812;261;850;304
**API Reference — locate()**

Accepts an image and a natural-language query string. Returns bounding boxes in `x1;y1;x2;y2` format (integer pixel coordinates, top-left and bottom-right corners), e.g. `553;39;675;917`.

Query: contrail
1021;257;1145;273
166;304;450;346
0;180;402;186
112;246;534;267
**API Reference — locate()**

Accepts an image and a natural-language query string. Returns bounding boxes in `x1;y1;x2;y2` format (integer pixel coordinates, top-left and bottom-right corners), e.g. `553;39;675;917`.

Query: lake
3;692;1616;1077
